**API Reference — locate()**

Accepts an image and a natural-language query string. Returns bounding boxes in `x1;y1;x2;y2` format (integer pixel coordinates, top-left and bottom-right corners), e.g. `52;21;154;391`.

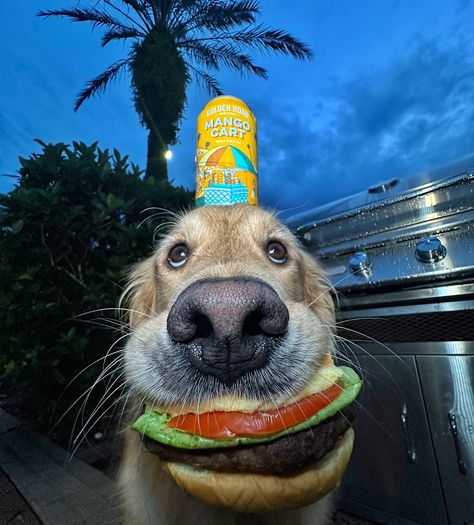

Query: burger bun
162;428;354;513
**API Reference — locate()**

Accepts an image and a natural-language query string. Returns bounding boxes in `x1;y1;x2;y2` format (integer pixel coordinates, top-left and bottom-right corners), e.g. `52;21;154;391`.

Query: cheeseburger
132;356;362;512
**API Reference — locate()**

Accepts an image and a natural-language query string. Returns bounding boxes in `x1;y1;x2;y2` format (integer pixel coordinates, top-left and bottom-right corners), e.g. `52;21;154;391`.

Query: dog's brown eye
267;241;288;264
168;244;188;268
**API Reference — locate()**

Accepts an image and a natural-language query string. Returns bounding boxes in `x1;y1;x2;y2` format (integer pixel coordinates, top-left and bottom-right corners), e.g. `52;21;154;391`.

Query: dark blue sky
1;1;473;214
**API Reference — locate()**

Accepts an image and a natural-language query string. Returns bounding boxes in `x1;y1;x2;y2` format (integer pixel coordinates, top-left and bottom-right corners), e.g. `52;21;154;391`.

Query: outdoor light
164;149;173;160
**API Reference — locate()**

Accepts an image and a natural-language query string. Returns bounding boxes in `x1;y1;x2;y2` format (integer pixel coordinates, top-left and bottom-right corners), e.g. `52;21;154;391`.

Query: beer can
195;96;258;207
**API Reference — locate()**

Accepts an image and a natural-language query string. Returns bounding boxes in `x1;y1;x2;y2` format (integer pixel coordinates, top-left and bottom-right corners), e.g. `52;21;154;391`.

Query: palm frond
221;48;267;77
109;0;155;31
37;7;131;32
182;42;267;77
181;42;219;69
184;24;313;60
74;58;131;111
166;0;208;38
231;25;313;59
149;0;175;25
144;0;160;24
102;26;144;47
192;0;259;32
186;65;223;97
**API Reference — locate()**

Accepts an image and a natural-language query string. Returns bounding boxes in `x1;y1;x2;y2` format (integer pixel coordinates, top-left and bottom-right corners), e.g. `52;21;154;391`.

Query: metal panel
313;223;474;293
337;498;429;525
417;356;474;525
340;341;474;357
337;283;474;310
288;158;474;246
337;300;474;320
339;354;447;525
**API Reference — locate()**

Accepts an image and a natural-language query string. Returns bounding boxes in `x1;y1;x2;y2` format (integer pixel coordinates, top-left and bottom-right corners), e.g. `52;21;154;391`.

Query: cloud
256;36;474;214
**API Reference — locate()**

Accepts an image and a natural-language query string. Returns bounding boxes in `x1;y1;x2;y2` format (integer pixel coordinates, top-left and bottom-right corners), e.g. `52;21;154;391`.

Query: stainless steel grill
287;157;474;525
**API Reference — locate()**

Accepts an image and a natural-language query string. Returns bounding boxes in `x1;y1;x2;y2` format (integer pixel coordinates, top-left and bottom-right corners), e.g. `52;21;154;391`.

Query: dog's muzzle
167;278;289;385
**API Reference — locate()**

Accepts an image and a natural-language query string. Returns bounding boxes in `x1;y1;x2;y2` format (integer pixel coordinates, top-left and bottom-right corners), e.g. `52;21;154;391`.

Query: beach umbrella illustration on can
195;96;258;207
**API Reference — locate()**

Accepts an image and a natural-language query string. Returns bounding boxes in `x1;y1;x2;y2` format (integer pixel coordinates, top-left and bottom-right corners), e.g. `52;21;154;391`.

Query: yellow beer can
195;96;258;207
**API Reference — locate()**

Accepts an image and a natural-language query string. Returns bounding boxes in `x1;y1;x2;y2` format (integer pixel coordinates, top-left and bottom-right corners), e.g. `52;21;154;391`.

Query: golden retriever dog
118;204;337;525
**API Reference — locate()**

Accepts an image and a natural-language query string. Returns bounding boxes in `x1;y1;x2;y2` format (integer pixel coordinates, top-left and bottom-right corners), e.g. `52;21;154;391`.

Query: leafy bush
0;140;193;438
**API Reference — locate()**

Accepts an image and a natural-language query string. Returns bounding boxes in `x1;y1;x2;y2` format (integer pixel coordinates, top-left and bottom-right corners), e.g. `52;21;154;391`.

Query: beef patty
143;411;353;475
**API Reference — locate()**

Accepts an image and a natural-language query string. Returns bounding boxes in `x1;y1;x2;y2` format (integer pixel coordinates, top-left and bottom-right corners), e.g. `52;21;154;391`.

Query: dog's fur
118;204;336;525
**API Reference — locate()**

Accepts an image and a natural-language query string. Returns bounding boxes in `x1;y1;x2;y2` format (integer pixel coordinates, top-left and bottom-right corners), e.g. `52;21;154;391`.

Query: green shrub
0;140;193;439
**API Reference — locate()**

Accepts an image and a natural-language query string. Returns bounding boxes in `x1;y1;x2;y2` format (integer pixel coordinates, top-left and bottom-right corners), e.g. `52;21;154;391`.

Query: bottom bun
162;427;354;513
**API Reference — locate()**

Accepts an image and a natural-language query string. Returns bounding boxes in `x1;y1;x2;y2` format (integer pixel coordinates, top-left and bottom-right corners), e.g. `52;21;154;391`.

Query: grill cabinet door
339;354;447;525
417;356;474;525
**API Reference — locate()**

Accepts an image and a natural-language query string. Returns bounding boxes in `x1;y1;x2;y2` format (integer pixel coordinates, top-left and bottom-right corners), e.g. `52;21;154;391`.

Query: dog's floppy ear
120;257;157;327
299;249;335;328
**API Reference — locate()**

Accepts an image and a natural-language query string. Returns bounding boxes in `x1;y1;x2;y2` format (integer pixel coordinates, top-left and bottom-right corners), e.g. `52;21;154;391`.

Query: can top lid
202;95;253;111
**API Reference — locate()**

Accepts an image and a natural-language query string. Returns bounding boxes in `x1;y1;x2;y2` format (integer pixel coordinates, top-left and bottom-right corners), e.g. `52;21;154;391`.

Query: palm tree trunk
146;130;168;180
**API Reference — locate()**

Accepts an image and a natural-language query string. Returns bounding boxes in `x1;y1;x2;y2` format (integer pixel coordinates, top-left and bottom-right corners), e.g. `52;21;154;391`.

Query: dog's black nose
167;278;289;385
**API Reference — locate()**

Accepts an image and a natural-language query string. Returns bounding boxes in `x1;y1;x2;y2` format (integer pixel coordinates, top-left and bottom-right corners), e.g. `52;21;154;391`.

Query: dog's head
122;204;335;412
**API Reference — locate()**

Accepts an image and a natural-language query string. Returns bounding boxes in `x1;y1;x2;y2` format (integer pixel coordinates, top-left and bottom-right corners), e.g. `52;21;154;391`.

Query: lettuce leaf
132;366;362;450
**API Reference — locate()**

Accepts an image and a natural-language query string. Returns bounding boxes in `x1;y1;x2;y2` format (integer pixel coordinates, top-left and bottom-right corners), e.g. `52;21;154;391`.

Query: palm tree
38;1;312;180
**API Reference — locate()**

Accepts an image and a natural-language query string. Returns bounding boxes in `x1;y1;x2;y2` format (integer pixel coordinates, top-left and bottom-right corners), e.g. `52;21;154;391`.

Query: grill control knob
349;251;371;273
415;236;447;263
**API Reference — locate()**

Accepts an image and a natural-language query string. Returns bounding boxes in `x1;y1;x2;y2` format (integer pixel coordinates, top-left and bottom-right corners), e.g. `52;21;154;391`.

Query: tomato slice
167;381;343;439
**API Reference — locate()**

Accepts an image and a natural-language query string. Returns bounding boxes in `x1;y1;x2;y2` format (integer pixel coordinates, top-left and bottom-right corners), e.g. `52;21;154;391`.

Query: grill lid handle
368;178;399;193
401;405;417;464
448;412;468;475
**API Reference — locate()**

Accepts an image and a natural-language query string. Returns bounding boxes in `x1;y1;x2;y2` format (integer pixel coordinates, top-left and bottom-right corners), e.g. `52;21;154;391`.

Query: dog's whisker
102;387;130;438
328;321;408;367
136;206;181;231
53;351;125;434
326;329;364;372
67;343;127;450
72;318;130;338
69;385;129;459
75;306;150;319
72;362;126;440
73;373;127;447
331;333;408;403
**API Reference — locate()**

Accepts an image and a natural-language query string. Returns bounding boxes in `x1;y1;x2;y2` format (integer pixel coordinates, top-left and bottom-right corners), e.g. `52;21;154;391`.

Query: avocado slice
132;366;362;450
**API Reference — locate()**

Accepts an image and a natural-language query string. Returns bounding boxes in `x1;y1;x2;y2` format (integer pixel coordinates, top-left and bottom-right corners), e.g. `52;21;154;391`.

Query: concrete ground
0;467;40;525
